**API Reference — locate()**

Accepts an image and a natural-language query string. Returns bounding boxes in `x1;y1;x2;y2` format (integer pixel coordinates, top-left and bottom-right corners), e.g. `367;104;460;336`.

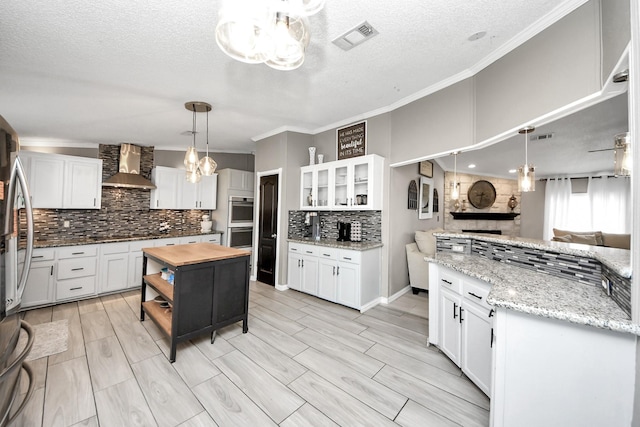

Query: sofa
552;228;630;250
406;228;443;294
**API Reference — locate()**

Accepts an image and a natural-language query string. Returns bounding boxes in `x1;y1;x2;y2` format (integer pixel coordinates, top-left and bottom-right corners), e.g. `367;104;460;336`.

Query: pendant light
451;151;460;200
199;107;218;176
518;126;536;192
614;132;631;176
184;102;212;183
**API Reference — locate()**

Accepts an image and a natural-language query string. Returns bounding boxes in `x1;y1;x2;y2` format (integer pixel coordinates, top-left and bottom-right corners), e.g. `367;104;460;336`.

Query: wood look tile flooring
11;283;489;427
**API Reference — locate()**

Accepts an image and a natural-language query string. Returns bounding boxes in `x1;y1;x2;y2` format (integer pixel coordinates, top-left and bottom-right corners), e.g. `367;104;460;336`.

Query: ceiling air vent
530;133;554;141
332;21;379;51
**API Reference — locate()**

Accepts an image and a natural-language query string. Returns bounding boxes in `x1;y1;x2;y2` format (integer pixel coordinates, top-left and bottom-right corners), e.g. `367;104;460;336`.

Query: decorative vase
309;147;316;165
508;194;518;212
317;154;324;164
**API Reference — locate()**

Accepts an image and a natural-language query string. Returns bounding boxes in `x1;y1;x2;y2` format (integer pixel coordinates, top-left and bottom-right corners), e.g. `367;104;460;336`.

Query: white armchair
406;242;429;293
406;228;442;294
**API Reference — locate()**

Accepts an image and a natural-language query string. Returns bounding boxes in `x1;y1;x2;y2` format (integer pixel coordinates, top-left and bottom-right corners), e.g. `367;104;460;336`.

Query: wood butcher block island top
142;243;250;267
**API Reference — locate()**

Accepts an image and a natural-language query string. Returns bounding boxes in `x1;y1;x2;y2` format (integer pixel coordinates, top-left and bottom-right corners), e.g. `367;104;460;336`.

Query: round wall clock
467;180;497;209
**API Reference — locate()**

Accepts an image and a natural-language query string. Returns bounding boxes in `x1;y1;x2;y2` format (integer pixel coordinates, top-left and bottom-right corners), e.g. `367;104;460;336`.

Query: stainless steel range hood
102;144;156;190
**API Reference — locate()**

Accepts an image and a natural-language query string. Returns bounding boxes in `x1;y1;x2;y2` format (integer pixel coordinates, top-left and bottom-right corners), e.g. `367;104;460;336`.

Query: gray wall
388;162;444;296
520;180;546;239
154;150;255;171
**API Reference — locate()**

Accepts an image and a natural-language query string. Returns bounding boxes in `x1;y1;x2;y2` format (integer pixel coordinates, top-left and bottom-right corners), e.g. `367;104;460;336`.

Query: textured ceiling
1;0;587;154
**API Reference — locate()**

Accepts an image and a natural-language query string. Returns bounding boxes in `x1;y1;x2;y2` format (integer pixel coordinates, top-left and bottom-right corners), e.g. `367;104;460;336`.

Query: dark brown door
257;174;278;285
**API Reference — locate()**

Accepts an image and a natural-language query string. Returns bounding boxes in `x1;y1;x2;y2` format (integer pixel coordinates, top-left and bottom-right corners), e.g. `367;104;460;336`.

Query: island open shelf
140;242;251;362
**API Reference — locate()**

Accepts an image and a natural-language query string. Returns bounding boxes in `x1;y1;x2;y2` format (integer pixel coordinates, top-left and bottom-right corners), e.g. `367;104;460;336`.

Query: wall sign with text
337;121;367;160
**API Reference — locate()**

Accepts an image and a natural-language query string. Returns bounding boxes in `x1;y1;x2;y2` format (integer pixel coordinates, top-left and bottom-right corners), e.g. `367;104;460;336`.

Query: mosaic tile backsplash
28;144;211;245
288;210;382;243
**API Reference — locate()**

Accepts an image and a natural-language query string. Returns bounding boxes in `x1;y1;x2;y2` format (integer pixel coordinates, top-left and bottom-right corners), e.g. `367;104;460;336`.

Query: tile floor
10;284;488;427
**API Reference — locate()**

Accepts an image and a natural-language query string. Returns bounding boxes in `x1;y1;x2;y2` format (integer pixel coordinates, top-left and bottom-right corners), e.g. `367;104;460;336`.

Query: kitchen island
427;232;636;426
141;243;250;362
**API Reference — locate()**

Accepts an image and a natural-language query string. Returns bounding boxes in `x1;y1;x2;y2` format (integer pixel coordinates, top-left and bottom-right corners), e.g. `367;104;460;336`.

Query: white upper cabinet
150;166;180;209
300;154;384;211
19;151;102;209
151;166;217;210
229;169;254;192
64;157;102;208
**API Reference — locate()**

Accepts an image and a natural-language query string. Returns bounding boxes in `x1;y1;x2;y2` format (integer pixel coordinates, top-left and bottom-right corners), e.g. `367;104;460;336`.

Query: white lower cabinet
21;249;55;309
434;265;493;396
288;242;380;311
20;234;222;310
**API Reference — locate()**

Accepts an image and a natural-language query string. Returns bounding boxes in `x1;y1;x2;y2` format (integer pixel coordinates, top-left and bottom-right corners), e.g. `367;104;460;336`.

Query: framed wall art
419;160;433;178
418;176;434;219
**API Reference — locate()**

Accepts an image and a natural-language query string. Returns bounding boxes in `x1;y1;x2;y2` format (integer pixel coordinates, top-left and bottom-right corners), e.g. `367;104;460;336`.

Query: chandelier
215;0;325;71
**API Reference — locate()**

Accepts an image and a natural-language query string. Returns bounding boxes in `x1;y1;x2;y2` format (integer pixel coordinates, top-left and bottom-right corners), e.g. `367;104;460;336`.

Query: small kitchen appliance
351;221;362;242
337;221;351;242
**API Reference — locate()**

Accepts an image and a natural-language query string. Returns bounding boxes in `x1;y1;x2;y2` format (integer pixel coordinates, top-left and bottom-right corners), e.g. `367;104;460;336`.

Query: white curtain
587;176;631;233
543;178;572;240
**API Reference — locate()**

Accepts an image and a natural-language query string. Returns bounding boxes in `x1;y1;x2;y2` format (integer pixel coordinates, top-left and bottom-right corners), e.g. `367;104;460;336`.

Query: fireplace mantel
450;212;519;220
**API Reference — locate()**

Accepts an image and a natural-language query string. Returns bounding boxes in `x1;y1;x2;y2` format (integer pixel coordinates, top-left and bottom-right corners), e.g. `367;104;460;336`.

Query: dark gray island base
140;243;250;362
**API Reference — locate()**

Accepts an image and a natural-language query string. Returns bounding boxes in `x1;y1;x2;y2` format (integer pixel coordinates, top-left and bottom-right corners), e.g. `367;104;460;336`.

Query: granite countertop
435;231;631;278
34;230;225;248
288;237;383;251
427;252;640;336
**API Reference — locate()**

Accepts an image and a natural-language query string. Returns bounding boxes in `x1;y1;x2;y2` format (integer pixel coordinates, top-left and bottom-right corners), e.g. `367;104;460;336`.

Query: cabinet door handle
459;307;464;324
71;267;84;271
70;287;83;291
332;266;335;275
343;257;352;260
453;302;458;319
297;259;300;267
323;253;330;257
306;251;313;254
468;292;482;300
490;328;494;348
336;266;340;275
94;197;96;206
156;200;159;207
50;266;53;275
489;309;495;318
72;252;85;255
442;279;452;285
32;255;44;259
301;259;304;268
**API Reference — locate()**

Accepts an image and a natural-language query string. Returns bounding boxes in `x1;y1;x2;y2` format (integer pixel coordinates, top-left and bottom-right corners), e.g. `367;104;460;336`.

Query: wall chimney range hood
102;143;156;190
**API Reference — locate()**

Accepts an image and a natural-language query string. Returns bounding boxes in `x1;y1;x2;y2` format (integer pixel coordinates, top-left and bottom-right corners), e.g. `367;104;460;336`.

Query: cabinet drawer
30;249;55;262
463;279;492;311
57;257;97;280
289;243;317;256
201;234;221;244
318;247;338;260
179;236;201;245
58;245;98;259
338;250;360;264
439;270;462;294
130;240;153;252
159;238;181;247
101;242;129;255
56;277;96;300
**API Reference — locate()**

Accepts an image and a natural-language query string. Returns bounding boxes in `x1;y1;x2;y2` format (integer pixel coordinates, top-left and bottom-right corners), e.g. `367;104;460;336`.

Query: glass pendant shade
297;0;326;16
216;1;274;63
186;168;202;184
518;126;535;192
518;165;536;192
451;182;460;200
184;145;199;172
614;132;631;176
265;14;310;70
199;156;218;176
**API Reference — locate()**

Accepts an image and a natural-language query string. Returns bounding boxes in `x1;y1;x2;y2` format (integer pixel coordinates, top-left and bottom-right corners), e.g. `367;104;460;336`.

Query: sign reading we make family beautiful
336;121;367;160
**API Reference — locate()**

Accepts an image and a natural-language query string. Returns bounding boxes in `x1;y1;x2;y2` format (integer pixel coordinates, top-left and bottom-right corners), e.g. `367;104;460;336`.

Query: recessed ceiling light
468;164;476;168
468;31;487;42
508;169;517;174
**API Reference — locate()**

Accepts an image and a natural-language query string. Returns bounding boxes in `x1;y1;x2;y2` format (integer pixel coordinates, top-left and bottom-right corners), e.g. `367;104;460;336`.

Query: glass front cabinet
301;154;384;211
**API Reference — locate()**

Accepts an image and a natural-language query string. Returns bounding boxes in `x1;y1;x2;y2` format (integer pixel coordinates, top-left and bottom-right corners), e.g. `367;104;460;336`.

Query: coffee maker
337;221;351;242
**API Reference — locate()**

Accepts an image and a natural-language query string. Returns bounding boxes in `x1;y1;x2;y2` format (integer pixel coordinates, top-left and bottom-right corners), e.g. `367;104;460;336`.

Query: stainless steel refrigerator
0;115;35;426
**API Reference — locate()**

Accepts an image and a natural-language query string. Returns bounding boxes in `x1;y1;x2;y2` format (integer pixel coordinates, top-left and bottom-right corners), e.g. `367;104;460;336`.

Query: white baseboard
359;297;382;313
380;285;412;305
275;284;289;291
